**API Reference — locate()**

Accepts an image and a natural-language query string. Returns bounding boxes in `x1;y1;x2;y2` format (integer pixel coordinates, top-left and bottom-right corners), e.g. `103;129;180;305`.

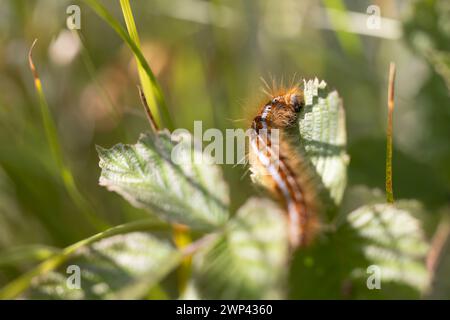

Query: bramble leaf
191;198;289;299
97;130;229;230
299;79;349;207
291;201;430;299
345;201;429;295
23;231;180;299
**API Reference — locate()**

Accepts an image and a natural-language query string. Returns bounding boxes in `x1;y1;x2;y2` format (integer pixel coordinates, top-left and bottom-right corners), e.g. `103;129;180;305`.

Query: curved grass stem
83;0;174;130
28;40;109;232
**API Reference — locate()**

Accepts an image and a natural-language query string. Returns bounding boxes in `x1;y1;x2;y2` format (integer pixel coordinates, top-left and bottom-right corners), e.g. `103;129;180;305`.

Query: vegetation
0;0;449;299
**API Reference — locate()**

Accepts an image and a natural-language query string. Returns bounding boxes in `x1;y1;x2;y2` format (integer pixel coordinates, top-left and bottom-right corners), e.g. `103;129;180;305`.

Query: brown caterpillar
248;85;319;248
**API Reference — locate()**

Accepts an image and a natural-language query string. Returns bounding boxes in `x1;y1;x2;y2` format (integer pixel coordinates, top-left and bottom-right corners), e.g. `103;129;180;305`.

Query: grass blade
120;0;160;128
28;40;109;231
0;245;60;267
83;0;174;130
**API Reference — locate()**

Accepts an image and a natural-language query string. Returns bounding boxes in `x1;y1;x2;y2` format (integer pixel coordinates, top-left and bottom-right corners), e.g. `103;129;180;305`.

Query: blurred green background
0;0;449;289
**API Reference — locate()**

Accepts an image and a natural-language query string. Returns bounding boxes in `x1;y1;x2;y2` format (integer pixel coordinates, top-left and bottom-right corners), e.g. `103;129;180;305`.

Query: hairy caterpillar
248;84;319;248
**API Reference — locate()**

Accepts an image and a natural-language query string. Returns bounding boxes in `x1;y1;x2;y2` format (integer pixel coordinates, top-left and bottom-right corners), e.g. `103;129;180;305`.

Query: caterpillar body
249;85;319;248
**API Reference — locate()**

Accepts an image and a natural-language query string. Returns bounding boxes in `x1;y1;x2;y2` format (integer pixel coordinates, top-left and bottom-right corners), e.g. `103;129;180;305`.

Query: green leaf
345;201;429;295
0;220;172;299
97;130;229;230
290;201;430;299
299;78;349;207
339;186;386;218
191;198;289;299
23;231;181;299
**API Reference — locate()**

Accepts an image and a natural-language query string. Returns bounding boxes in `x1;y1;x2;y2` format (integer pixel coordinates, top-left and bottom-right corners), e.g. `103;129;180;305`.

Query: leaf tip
95;144;108;158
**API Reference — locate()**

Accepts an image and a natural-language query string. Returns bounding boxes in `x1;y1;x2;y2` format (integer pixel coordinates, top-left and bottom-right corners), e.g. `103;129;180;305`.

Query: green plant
0;0;448;300
0;66;432;299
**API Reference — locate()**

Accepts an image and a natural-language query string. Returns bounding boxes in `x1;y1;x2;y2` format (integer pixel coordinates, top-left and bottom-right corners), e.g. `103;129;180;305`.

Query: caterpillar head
264;88;304;128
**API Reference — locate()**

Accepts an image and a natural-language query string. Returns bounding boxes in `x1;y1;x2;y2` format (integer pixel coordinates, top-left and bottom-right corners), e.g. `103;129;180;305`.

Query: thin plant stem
386;62;395;203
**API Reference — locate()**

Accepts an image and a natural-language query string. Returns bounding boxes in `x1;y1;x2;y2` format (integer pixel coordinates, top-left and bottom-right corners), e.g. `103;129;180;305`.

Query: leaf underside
298;81;348;210
97;130;230;230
